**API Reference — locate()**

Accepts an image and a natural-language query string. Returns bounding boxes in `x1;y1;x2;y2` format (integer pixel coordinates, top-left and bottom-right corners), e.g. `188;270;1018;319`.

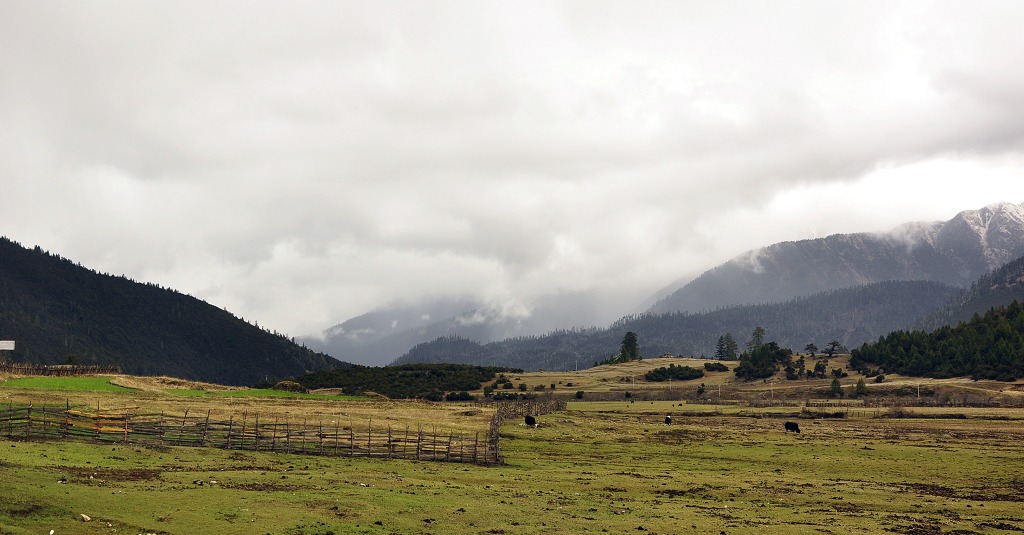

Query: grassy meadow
1;366;1023;534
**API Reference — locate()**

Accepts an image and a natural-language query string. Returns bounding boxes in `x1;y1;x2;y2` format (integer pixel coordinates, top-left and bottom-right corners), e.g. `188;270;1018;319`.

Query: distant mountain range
391;280;962;369
0;237;342;385
390;202;1024;370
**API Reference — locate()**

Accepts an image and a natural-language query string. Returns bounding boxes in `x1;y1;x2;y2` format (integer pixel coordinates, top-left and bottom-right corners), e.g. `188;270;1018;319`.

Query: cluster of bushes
703;362;729;372
644;364;704;382
296;363;518;399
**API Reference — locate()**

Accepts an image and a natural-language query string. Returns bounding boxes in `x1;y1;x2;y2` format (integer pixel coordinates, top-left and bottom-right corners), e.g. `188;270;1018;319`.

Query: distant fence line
0;363;121;376
0;397;569;466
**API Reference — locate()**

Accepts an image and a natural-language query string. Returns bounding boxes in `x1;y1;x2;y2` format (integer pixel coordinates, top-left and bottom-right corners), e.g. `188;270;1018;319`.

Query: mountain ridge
649;202;1024;315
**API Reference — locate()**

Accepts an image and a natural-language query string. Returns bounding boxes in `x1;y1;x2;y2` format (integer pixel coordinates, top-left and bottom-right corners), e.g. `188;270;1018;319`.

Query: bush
518;383;528;391
575;390;585;399
703;362;729;372
533;384;546;391
874;374;885;383
445;391;475;401
273;380;306;393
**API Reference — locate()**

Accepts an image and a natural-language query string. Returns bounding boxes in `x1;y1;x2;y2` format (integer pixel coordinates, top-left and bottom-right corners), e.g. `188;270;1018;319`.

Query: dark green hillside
921;255;1024;330
295;363;518;399
394;280;958;370
851;301;1024;381
0;237;341;385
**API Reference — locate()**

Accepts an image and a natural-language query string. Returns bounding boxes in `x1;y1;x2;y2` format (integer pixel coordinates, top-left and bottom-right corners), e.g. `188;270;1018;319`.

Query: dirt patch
58;466;163;482
978;522;1024;532
218;482;302;492
7;503;44;517
903;483;958;498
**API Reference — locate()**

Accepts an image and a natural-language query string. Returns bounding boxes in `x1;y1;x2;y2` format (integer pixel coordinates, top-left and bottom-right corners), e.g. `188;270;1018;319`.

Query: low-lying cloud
3;2;1024;337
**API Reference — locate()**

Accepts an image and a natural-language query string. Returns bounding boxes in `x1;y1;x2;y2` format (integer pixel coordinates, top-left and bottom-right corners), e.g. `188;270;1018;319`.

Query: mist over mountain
392;280;961;370
649;202;1024;315
302;291;621;367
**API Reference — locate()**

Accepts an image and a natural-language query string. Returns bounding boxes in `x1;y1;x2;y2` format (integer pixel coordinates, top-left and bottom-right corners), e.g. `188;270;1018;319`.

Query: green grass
0;376;134;392
2;401;1024;534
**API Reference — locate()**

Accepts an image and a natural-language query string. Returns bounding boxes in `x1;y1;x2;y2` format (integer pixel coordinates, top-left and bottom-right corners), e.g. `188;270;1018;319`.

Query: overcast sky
3;1;1024;337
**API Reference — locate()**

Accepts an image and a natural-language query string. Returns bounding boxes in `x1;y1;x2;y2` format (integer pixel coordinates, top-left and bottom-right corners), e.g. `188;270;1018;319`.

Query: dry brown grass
108;374;242;392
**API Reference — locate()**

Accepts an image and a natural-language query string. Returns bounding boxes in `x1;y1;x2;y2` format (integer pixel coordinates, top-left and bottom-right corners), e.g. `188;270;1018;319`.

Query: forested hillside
851;301;1024;381
0;237;341;385
920;255;1024;330
394;280;958;370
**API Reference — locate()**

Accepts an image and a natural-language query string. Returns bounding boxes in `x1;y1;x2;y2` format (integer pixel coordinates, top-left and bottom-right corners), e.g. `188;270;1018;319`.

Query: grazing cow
525;415;537;427
784;421;801;433
664;415;672;425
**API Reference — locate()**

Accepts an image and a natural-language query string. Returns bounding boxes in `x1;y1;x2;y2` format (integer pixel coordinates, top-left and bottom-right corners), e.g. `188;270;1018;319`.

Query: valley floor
2;395;1023;534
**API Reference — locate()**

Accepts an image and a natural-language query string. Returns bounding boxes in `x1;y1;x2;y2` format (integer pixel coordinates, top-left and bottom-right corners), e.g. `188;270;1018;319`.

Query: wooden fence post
416;424;423;460
202;410;211;447
333;417;340;456
240;411;248;450
179;410;189;445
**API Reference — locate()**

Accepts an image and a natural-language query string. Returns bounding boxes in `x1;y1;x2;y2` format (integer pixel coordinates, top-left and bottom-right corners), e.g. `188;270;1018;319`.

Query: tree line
851;301;1024;381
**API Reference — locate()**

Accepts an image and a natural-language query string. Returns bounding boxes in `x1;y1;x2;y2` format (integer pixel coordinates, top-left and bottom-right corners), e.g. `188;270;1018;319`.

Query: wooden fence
0;397;569;466
1;401;502;465
0;363;121;376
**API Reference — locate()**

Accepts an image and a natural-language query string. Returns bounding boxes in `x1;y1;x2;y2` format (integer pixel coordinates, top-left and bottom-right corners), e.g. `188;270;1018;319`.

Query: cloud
3;2;1024;337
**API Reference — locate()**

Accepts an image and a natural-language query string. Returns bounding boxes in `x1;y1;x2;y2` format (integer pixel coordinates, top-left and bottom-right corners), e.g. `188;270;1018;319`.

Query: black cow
784;421;801;433
525;415;537;427
664;415;672;425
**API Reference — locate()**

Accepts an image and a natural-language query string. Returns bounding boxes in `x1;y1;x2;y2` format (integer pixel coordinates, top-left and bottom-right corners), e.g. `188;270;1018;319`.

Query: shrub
703;362;729;372
575;390;585;399
445;391;475;401
874;375;886;383
273;380;306;393
518;383;528;391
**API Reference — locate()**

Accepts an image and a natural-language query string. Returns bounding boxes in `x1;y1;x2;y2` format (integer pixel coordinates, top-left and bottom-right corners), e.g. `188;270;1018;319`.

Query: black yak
664;415;672;425
784;421;801;433
525;415;537;427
